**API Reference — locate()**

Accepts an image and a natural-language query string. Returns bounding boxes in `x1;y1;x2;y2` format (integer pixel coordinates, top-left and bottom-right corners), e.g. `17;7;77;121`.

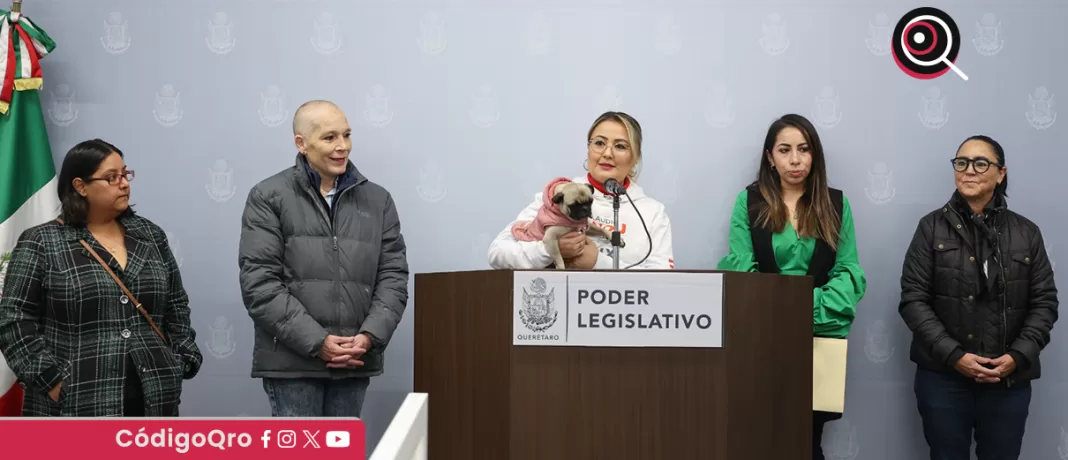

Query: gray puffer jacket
238;154;409;379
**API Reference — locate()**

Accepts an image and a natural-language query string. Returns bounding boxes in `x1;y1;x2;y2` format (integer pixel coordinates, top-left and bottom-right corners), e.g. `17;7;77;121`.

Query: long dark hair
957;134;1008;198
754;114;841;250
57;138;134;226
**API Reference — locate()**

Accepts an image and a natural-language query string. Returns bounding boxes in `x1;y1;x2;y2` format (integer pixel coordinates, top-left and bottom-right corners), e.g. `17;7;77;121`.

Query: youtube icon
326;431;350;448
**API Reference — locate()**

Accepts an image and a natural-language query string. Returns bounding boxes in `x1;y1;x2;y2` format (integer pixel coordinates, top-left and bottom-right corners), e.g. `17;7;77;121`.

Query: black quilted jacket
898;191;1058;385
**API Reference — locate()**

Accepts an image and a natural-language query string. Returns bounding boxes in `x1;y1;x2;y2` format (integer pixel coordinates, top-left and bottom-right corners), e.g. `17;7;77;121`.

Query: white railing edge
369;392;428;460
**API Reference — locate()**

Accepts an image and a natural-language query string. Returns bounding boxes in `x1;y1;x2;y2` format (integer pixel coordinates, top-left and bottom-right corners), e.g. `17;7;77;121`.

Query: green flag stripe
0;89;56;224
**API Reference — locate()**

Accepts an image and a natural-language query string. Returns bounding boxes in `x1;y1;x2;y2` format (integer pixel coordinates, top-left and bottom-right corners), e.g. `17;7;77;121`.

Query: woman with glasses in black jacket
898;135;1058;460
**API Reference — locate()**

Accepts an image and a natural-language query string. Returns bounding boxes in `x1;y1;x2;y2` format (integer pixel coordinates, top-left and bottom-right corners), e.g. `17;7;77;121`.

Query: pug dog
511;177;623;269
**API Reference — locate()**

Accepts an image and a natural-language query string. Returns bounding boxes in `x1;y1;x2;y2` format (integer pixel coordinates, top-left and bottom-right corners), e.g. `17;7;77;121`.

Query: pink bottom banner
0;418;366;458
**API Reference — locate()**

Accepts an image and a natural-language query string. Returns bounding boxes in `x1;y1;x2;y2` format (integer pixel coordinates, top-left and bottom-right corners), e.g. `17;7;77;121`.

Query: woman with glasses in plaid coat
0;139;202;416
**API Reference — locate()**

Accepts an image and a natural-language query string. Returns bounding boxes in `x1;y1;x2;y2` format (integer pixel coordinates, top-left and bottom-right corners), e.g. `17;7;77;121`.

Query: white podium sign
512;271;724;347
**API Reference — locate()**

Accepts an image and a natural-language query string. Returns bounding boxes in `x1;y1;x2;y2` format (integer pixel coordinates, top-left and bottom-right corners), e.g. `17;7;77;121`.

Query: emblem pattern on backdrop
311;12;341;55
417;12;446;56
259;86;288;128
525;12;552;56
1027;86;1056;129
973;13;1003;56
153;85;183;127
47;83;77;127
759;13;789;56
206;12;236;55
812;86;842;129
206;316;237;359
364;84;394;128
919;87;949;129
101;12;130;54
206;160;237;203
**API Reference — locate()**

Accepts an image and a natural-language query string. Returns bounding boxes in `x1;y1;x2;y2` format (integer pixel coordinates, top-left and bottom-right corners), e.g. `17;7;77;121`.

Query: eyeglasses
86;170;135;186
951;157;1001;174
588;138;631;154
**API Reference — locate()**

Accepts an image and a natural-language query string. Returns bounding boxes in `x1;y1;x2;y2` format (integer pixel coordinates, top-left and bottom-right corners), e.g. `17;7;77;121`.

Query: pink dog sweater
511;177;589;241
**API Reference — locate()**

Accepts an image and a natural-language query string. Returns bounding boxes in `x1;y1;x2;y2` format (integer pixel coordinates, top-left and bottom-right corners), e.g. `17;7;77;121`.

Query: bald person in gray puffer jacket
238;100;409;417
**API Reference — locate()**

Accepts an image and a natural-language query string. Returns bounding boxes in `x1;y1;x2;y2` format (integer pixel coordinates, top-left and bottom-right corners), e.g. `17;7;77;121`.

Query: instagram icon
277;430;297;448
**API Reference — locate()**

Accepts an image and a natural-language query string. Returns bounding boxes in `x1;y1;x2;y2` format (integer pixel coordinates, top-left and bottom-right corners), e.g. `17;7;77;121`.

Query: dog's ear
586;184;595;194
551;192;564;204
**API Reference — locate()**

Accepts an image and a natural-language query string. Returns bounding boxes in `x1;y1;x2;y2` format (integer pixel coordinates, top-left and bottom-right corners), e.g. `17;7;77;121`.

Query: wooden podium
413;269;813;460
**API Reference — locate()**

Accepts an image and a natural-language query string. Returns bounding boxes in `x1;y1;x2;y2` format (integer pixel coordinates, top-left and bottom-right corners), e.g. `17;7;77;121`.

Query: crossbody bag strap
57;217;168;345
77;240;167;344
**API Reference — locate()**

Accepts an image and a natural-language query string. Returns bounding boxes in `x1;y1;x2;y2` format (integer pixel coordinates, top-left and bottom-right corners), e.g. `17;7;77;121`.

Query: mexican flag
0;8;59;416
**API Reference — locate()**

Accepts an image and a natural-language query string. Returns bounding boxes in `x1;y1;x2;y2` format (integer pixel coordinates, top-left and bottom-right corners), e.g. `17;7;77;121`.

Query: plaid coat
0;215;202;416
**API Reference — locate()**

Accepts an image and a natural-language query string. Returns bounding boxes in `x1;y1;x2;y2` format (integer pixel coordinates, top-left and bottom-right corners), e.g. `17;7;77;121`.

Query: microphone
599;178;653;270
603;178;626;196
604;179;624;269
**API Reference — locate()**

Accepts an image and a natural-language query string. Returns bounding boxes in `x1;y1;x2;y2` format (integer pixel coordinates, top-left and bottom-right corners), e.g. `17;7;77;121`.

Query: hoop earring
583;160;588;172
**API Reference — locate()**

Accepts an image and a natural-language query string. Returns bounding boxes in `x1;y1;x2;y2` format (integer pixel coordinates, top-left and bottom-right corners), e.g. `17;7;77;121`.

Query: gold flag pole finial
10;0;22;13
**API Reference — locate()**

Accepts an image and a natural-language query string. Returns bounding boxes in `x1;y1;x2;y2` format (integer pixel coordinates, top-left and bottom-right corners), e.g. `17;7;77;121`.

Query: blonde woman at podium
487;111;675;270
715;114;867;460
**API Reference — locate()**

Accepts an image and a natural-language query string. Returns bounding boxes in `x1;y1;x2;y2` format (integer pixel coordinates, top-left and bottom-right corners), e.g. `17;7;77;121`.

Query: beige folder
812;337;848;413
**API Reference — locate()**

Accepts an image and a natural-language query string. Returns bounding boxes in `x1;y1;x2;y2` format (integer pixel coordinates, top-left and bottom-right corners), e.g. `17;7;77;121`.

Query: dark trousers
121;354;182;416
812;410;840;460
123;355;146;416
914;367;1031;460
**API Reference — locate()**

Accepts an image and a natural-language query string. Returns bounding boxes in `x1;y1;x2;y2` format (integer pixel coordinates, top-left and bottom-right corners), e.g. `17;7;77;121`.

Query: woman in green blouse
716;114;866;460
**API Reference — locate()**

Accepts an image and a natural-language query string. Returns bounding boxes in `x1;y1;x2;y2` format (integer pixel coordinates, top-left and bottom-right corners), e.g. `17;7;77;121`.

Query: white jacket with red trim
487;175;675;270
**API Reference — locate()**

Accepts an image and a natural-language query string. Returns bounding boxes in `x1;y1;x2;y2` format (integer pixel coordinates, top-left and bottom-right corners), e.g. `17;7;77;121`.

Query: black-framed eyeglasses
951;157;1001;173
85;170;135;186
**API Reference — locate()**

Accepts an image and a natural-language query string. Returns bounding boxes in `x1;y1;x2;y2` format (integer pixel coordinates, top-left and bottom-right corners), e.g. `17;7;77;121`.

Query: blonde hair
587;111;643;181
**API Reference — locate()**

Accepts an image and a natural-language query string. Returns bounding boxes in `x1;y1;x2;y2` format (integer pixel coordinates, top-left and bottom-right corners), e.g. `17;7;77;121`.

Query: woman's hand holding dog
557;231;587;258
564;236;599;269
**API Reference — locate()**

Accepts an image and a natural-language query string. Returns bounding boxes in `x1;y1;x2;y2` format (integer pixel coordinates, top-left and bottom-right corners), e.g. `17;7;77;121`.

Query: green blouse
716;189;867;338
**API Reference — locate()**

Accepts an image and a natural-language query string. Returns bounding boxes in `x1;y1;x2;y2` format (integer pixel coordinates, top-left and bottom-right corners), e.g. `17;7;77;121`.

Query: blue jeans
262;377;371;417
914;367;1031;460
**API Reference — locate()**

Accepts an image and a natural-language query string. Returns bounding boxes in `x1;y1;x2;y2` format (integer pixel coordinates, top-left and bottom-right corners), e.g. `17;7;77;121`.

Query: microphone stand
611;192;621;269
